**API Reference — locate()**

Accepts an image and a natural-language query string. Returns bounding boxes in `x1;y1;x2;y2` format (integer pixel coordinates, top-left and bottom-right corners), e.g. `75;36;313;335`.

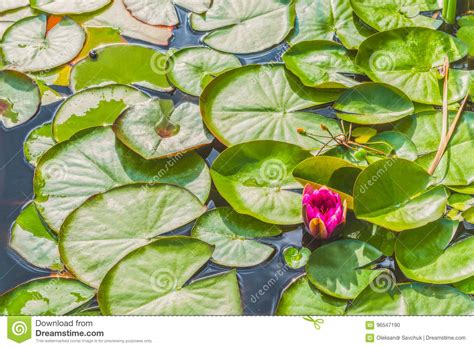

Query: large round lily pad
0;70;40;128
351;0;442;32
0;278;95;315
348;283;474;315
24;123;56;166
289;0;374;48
30;0;111;14
354;159;448;231
190;0;295;54
70;44;173;92
60;184;207;288
276;276;347;315
34;126;210;232
98;237;243;315
293;156;361;209
2;15;86;72
306;239;384;299
114;100;214;159
396;111;474;186
283;40;362;88
211;141;312;225
395;219;474;284
201;65;341;149
11;203;62;271
123;0;211;26
167;47;241;96
334;83;414;125
356;27;469;105
191;207;281;267
53;84;149;142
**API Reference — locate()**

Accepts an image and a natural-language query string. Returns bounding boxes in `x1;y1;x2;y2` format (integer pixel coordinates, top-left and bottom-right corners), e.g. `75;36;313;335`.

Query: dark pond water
0;8;307;315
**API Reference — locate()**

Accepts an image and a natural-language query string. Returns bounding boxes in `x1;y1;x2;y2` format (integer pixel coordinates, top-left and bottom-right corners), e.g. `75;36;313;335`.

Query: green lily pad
201;65;341;149
98;237;243;315
114;100;214;160
366;131;418;161
10;203;62;271
289;0;374;48
70;44;173;92
34;126;210;232
60;184;207;288
448;193;474;211
53;84;149;142
0;0;28;13
75;0;173;46
463;207;474;223
2;15;86;72
395;219;474;283
283;40;362;88
282;247;311;269
348;283;474;315
354;159;448;231
454;276;474;295
31;0;111;14
211;140;312;225
191;207;281;268
457;16;474;56
24;123;55;166
351;0;442;32
293;156;362;209
0;70;40;128
276;276;347;315
306;239;384;299
0;278;95;315
334;83;414;125
341;219;396;256
356;27;469;105
396;111;474;186
167;47;241;96
123;0;211;26
190;0;295;54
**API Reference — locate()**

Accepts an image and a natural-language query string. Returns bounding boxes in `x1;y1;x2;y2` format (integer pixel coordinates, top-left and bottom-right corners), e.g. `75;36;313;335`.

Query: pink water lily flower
302;184;347;239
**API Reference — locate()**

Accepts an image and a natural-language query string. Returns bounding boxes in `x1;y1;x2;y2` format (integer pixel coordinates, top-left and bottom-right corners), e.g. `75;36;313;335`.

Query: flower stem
428;57;450;175
428;95;469;175
442;0;457;24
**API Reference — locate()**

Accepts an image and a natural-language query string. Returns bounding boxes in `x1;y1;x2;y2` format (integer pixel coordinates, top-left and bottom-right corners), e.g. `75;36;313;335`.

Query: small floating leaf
0;70;40;128
277;276;347;315
334;83;414;125
190;0;295;54
10;203;62;271
2;15;86;72
354;159;448;231
167;47;241;96
191;207;281;267
70;44;173;92
211;140;312;225
306;239;384;299
53;84;149;142
24;123;55;166
0;278;95;316
30;0;111;14
114;100;214;159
